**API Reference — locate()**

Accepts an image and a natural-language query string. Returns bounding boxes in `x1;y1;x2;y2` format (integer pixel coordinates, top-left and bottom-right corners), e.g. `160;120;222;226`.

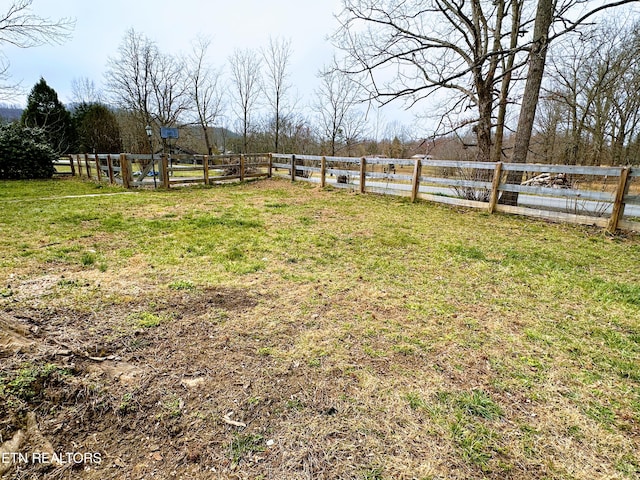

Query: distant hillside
0;106;23;123
176;125;242;154
183;125;241;140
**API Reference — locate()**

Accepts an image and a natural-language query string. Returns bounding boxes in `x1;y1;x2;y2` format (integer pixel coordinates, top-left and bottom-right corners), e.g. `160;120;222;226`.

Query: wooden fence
270;153;640;234
54;153;271;188
54;153;640;234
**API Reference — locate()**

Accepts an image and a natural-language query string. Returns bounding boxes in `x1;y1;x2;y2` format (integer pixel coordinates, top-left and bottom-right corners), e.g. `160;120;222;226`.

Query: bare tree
0;0;73;47
535;20;640;166
149;50;191;129
105;29;190;152
187;36;225;155
508;0;554;170
333;0;533;162
105;29;155;129
334;0;639;168
492;0;524;163
71;77;103;105
511;0;639;165
228;48;262;153
261;37;295;153
546;30;618;165
502;0;638;204
279;113;315;154
314;67;365;156
0;0;74;97
529;96;564;164
609;33;640;164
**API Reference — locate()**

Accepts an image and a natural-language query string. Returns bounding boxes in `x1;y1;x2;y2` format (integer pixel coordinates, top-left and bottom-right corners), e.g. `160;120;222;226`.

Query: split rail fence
54;153;640;233
55;153;271;188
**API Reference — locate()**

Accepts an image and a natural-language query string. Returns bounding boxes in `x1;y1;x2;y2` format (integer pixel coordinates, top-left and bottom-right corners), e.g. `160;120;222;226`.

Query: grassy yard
0;177;638;479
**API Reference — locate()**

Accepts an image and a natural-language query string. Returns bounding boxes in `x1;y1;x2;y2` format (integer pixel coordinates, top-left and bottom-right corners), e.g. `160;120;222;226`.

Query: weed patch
3;363;71;400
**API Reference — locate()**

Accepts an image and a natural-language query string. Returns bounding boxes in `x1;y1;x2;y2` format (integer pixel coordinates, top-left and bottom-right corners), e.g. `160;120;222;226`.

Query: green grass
230;433;265;465
0;178;124;199
168;279;195;291
1;177;639;479
455;389;503;420
128;311;166;328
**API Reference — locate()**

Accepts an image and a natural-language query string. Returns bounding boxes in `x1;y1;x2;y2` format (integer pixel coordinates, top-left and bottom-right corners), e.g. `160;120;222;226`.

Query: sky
1;0;416;131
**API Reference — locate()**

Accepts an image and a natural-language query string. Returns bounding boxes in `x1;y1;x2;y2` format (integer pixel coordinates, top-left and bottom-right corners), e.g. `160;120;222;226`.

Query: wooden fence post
84;154;91;178
240;154;245;182
411;158;422;202
320;156;327;188
107;155;115;184
94;154;102;182
160;154;171;189
203;155;210;185
161;154;170;189
359;157;367;194
69;155;76;177
268;153;273;178
607;167;631;233
488;162;503;213
290;154;296;182
76;155;83;177
120;154;131;189
157;154;164;186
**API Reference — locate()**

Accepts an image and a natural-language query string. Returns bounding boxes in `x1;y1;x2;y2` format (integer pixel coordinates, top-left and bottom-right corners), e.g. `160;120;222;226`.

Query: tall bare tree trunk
476;85;493;163
202;127;213;156
262;37;293;154
501;0;554;205
492;0;523;163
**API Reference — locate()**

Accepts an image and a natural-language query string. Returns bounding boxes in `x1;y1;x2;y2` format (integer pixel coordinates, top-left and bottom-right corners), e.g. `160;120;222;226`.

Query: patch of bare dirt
0;283;324;479
0;313;36;357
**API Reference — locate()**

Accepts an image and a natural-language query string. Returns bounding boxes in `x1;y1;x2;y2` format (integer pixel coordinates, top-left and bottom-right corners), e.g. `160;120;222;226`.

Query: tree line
100;28;387;157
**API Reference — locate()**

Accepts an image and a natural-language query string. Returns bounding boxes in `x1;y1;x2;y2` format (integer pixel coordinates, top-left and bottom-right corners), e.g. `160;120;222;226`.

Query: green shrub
0;123;56;179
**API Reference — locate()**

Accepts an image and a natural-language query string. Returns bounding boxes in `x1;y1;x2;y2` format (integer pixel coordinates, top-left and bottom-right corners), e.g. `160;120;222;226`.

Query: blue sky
1;0;417;131
3;0;339;100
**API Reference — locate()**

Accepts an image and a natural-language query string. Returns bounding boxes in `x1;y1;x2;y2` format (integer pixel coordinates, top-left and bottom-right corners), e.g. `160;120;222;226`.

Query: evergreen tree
73;103;122;153
388;136;403;159
21;78;75;153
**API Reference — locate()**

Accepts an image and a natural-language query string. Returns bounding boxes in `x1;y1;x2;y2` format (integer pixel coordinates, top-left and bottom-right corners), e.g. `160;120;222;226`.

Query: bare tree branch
0;0;74;48
314;66;366;156
0;1;74;98
333;0;533;161
228;48;262;153
187;36;225;155
261;36;295;153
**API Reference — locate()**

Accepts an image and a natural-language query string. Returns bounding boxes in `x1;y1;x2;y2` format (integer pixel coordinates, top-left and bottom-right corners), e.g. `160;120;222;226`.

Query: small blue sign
161;127;179;139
